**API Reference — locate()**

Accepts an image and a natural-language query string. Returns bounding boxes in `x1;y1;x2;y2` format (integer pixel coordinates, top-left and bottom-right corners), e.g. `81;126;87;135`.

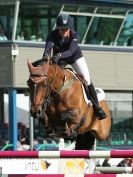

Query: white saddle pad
66;68;105;104
82;85;105;104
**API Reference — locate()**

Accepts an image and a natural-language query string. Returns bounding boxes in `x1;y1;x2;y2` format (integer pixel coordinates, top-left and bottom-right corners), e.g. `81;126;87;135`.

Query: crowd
0;121;61;151
16;30;44;42
0;121;29;150
0;26;44;42
0;26;8;41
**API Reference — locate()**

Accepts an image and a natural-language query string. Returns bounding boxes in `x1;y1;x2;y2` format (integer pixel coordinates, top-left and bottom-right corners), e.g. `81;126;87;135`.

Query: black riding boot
86;83;106;120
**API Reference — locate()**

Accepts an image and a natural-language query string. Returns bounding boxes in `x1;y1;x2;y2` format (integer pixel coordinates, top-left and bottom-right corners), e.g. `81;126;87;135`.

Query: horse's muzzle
30;105;43;119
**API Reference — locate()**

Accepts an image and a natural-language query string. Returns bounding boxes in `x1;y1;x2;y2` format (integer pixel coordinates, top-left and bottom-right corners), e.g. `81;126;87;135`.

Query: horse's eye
44;84;47;88
41;82;46;87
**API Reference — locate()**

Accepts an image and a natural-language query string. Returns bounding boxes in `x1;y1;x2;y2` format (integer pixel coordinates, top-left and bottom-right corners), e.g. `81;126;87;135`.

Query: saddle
65;68;105;104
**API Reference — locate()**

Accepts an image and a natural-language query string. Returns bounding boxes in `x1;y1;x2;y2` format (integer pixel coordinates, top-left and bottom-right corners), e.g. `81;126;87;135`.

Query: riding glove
53;53;61;63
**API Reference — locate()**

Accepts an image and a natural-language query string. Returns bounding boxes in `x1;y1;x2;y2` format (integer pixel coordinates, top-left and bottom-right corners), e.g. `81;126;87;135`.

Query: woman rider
41;14;106;120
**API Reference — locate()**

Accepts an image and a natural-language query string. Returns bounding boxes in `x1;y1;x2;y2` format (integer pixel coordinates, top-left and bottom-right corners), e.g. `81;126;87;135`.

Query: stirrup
96;107;106;120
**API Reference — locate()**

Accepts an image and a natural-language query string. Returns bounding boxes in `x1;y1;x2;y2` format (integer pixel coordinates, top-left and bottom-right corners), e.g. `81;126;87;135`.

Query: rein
56;75;77;94
49;64;77;95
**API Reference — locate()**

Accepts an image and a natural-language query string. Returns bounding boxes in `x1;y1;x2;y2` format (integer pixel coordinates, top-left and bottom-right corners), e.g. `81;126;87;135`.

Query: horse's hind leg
75;132;95;150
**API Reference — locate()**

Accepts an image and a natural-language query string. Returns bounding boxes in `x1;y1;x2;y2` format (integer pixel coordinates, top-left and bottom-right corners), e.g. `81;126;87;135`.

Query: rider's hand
52;53;61;63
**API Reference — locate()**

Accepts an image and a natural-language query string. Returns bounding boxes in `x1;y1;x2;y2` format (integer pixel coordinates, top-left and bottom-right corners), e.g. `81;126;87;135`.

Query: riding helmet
56;14;73;29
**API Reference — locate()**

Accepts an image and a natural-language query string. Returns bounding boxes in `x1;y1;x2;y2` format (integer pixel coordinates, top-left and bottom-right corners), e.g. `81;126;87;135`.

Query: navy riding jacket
43;29;83;64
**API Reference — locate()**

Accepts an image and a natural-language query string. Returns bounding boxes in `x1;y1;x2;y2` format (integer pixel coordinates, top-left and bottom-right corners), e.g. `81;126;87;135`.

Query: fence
95;167;133;174
0;150;133;175
0;150;133;158
7;174;133;177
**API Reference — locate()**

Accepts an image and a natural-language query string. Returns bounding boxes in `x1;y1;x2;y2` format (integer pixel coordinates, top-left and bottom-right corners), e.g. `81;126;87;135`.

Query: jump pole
0;150;133;158
95;166;133;174
1;150;133;176
8;174;133;177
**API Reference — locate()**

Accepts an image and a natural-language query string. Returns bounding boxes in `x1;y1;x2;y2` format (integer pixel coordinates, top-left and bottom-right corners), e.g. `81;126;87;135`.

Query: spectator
17;31;25;40
0;27;8;41
17;122;26;144
90;31;101;45
36;30;43;42
102;157;111;167
0;138;6;149
30;34;36;41
127;37;133;46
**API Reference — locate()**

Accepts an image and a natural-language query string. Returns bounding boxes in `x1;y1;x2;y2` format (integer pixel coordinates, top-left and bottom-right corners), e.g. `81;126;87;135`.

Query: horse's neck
48;64;67;92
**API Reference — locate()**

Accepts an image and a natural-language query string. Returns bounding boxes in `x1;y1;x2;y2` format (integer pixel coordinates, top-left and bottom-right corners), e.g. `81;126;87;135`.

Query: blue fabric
43;29;83;64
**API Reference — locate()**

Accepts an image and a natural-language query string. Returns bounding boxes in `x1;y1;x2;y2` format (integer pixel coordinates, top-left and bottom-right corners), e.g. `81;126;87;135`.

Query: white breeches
71;57;91;85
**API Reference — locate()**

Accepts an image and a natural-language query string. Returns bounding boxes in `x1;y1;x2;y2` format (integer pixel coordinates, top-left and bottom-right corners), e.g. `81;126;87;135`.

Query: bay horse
27;58;111;149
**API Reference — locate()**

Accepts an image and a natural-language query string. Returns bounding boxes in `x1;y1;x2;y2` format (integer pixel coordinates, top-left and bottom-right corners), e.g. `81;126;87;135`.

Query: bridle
28;62;61;114
28;73;51;114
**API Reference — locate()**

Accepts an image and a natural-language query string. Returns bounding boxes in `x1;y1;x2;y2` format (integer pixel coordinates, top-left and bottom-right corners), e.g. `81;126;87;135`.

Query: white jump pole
95;166;133;174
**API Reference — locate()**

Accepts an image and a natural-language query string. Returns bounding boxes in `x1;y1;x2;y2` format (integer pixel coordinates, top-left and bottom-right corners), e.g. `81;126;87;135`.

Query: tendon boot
86;83;106;120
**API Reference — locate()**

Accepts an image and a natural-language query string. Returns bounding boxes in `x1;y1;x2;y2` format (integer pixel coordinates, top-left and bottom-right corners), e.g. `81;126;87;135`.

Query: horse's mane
32;59;43;67
32;59;74;73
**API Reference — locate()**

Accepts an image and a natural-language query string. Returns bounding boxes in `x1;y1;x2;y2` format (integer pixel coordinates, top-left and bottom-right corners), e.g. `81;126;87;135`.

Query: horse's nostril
37;110;42;115
30;110;35;117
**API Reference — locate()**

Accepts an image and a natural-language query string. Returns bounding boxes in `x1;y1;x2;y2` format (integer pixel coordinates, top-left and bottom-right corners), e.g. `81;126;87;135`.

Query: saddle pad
82;85;105;104
66;68;105;104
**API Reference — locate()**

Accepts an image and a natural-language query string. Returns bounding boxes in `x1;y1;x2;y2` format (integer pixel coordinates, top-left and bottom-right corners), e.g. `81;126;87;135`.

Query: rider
40;14;106;120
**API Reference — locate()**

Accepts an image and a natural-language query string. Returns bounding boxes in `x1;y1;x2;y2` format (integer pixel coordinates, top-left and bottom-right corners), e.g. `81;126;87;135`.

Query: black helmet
56;14;73;29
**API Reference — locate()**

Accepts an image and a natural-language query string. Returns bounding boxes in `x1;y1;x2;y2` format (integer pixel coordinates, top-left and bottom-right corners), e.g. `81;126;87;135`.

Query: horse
27;58;111;149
